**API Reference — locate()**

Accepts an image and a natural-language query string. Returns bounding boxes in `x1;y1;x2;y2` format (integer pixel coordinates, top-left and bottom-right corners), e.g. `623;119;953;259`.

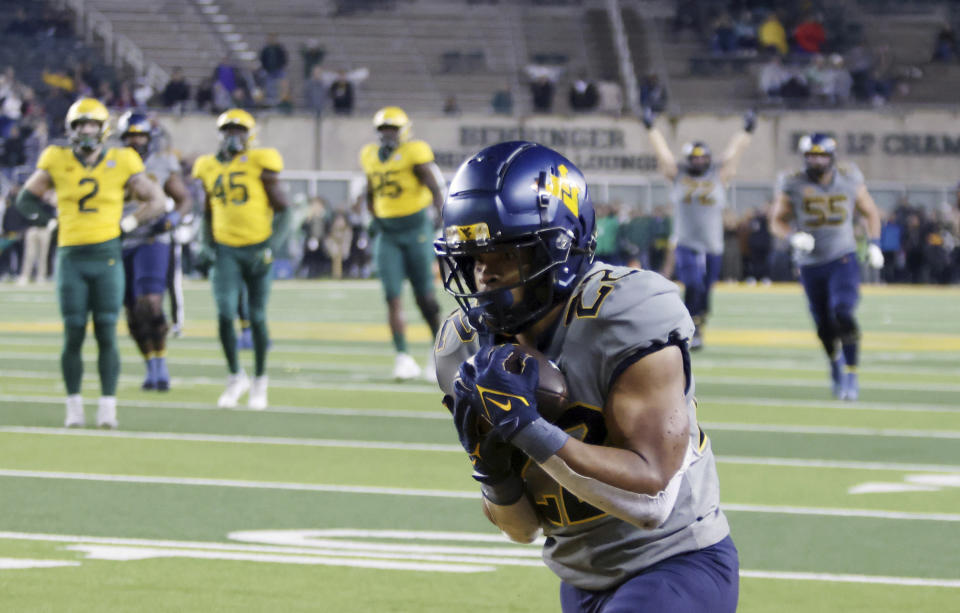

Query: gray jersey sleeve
560;268;695;402
434;310;481;397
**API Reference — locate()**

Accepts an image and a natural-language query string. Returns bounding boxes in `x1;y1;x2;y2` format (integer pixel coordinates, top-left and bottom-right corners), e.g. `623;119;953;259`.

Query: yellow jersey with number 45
38;145;145;247
192;148;284;247
359;140;435;219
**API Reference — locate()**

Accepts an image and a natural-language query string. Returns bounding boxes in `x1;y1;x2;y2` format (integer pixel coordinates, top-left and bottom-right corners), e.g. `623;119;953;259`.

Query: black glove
641;106;655;130
743;108;757;134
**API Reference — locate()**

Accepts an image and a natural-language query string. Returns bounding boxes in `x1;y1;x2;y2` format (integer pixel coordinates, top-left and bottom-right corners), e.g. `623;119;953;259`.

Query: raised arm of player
645;126;678;181
413;160;446;217
768;190;795;240
854;184;881;240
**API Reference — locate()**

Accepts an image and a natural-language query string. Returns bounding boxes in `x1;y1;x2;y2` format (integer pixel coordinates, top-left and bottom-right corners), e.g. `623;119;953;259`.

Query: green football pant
56;239;124;396
211;242;273;376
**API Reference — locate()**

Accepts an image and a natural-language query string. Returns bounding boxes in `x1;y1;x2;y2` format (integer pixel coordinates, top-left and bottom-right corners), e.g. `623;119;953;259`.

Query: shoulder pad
252;147;284;172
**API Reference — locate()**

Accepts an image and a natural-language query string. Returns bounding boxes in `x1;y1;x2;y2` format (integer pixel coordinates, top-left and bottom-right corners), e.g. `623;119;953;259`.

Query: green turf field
0;279;957;612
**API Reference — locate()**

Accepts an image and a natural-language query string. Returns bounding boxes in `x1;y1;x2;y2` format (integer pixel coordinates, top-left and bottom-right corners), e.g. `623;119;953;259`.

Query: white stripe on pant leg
169;242;184;328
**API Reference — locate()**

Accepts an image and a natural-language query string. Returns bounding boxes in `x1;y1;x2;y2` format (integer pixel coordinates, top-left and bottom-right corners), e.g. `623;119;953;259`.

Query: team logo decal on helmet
65;98;110;153
434;141;597;335
799;132;836;181
117;110;152;159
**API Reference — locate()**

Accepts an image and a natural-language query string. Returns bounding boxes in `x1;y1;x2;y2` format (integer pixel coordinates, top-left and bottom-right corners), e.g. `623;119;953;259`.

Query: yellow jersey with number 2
38;145;145;247
359;140;435;219
192;148;284;247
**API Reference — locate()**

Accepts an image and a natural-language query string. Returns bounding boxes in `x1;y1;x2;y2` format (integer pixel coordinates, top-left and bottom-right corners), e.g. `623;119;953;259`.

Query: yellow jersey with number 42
192;148;284;247
38;145;145;247
359;140;435;219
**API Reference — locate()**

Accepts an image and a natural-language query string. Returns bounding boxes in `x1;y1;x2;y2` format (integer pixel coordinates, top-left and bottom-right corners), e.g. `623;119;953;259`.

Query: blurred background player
434;142;738;613
359;106;445;381
192;108;289;410
15;98;165;428
770;133;883;401
117;110;193;392
643;107;755;349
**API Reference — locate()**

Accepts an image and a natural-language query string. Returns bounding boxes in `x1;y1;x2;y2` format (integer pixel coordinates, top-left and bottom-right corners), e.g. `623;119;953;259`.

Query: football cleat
840;371;859;401
830;356;845;398
248;375;269;410
155;357;170;392
218;371;250;408
393;353;422;381
64;395;85;428
96;397;118;429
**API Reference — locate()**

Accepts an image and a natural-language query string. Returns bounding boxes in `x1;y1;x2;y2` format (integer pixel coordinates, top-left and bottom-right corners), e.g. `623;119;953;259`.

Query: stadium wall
157;110;960;185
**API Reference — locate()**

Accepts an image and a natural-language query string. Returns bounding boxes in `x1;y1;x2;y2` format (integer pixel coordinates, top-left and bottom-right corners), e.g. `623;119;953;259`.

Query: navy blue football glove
443;387;514;486
743;108;757;134
641;106;655;130
150;210;181;235
469;344;541;442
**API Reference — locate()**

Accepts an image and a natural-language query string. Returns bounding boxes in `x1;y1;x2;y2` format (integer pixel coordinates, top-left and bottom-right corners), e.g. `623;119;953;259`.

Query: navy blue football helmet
799;132;836;181
681;141;712;176
434;141;597;335
117;110;153;159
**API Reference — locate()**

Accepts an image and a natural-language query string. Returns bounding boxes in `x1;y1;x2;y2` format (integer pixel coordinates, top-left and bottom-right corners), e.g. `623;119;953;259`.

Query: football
503;345;570;423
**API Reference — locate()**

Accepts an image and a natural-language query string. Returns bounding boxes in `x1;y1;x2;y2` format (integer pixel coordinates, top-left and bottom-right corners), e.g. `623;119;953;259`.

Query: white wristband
120;215;139;233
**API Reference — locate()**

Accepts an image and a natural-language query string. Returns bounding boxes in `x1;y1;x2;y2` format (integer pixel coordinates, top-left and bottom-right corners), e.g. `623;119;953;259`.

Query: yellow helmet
373;106;410;142
216;108;256;156
65;98;110;151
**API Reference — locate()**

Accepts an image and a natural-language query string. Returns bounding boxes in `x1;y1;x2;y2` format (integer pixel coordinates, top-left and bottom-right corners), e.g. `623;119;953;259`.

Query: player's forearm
769;217;792;240
646;128;677;178
719;132;751;183
481;494;541;544
555;435;682;496
14;189;55;225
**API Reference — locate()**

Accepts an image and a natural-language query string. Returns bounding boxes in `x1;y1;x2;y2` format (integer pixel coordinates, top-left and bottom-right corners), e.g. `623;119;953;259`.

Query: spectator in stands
710;12;737;56
805;54;830;104
44;88;73;138
330;70;355;114
214;57;241;100
568;72;598;112
299;197;330;279
845;44;874;102
932;23;957;62
259;33;288;106
0;83;22;138
114;80;137;109
671;0;704;40
42;66;74;93
22;121;47;169
733;10;758;54
792;12;826;56
0;124;26;167
304;65;328;115
525;63;562;113
597;79;624;115
324;210;353;280
162;67;191;110
758;54;790;101
825;54;853;106
758;11;788;55
195;76;214;112
301;38;326;79
133;77;154;109
639;72;667;113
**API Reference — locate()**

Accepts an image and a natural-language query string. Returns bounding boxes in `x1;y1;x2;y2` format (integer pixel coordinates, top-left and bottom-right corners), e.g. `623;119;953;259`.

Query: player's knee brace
150;313;170;345
834;306;860;345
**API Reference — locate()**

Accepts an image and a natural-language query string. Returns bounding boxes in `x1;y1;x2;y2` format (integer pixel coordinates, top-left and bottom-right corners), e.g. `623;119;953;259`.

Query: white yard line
740;570;960;588
4;427;960;465
0;469;958;523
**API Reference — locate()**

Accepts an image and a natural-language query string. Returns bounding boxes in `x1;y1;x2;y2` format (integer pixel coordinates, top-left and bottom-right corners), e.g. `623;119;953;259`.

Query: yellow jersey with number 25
38;145;145;247
359;140;435;219
192;148;284;247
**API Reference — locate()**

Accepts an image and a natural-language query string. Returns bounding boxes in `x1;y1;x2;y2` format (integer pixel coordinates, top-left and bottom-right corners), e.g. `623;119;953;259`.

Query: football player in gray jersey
769;133;883;401
434;142;737;613
118;111;193;391
642;107;755;349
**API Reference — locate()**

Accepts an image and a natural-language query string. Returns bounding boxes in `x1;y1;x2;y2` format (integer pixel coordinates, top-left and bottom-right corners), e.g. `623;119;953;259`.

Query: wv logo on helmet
476;385;530;423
